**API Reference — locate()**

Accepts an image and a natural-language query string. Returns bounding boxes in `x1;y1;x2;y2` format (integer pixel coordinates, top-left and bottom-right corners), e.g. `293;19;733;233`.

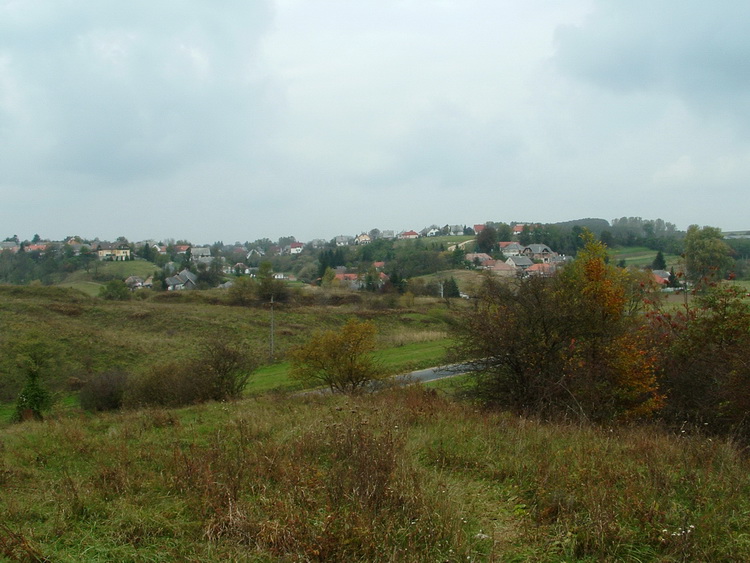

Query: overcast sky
1;1;748;244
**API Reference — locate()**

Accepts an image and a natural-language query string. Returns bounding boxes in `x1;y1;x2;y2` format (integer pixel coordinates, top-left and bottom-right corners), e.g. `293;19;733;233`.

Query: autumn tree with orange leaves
450;230;663;422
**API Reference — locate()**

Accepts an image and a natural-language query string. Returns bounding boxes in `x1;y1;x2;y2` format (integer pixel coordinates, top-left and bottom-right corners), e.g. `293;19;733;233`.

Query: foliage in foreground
2;388;750;561
648;282;750;435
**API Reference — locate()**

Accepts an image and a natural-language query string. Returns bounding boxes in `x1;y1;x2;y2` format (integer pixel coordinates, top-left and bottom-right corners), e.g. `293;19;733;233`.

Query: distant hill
552;218;611;234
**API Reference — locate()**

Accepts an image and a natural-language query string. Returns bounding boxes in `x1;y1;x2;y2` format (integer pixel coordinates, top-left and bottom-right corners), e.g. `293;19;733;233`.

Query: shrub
227;276;257;306
196;340;258;400
124;341;257;408
12;372;51;422
649;283;750;435
79;370;130;412
11;338;54;422
98;279;131;300
124;362;204;409
450;232;663;422
289;319;384;393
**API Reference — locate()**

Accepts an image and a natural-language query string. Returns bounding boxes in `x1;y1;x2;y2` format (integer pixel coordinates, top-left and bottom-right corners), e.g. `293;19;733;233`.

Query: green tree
518;224;532;246
450;231;662;422
321;266;337;288
181;247;193;270
12;339;53;422
683;225;733;288
289;319;384;393
600;230;614;248
99;280;130;300
257;261;288;302
475;226;498;254
443;277;460;298
652;250;667;271
494;222;513;242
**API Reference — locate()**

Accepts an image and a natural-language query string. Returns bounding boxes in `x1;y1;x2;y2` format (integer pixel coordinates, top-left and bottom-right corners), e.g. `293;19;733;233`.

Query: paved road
392;363;469;385
300;363;472;395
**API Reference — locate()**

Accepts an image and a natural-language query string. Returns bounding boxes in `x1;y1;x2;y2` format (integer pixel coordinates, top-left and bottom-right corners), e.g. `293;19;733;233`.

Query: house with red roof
398;230;419;240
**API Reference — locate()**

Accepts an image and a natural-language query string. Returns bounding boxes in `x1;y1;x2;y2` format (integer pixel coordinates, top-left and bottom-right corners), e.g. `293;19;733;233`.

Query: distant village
2;220;747;291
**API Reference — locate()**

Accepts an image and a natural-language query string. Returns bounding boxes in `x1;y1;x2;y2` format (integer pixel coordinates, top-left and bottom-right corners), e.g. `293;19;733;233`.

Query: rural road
392;363;469;385
300;363;471;396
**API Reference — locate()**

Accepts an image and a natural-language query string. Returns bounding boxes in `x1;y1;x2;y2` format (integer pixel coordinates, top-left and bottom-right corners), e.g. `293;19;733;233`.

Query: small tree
12;340;53;422
320;266;337;288
198;339;258;400
99;279;130;300
289;319;384;393
443;277;460;298
450;230;663;422
257;261;288;302
652;250;667;271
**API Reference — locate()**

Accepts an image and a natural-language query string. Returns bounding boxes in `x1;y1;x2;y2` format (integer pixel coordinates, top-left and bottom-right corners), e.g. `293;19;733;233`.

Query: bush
124;362;205;409
196;340;258;400
79;370;130;411
450;232;663;422
98;280;130;300
11;338;54;422
649;284;750;435
226;276;257;306
289;319;384;393
124;342;257;408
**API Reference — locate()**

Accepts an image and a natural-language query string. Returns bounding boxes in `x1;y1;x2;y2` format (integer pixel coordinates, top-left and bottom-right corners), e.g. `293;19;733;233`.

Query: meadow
0;284;454;405
3;387;750;561
3;282;750;561
609;246;680;268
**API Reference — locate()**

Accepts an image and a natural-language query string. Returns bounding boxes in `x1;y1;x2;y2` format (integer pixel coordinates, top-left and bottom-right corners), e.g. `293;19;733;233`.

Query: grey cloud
374;104;524;190
554;1;750;117
0;1;278;185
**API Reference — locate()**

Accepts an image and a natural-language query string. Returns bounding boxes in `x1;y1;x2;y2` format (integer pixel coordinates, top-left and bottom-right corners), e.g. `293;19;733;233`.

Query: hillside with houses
1;217;748;295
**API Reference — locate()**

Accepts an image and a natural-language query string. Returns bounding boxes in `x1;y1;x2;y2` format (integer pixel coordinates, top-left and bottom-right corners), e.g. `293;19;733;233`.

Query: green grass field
3;388;750;561
64;259;159;282
3;270;750;560
0;285;455;406
610;246;681;268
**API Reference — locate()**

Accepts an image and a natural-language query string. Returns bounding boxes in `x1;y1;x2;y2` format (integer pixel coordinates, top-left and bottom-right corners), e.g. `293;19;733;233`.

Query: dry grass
2;388;750;561
378;328;448;347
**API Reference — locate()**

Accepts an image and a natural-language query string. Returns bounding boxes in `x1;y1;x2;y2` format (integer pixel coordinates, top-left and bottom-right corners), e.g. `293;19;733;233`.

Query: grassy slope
610;246;681;268
0;286;454;403
58;260;161;296
2;389;749;561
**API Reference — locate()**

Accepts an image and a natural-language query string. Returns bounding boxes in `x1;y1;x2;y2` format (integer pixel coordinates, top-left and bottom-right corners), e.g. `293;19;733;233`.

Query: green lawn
610;246;680;268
